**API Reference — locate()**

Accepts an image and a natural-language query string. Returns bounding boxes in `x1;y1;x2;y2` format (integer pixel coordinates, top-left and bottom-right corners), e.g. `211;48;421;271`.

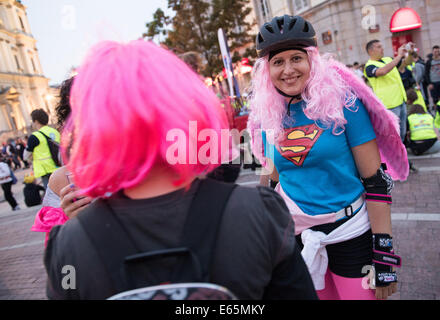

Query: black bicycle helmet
256;15;317;58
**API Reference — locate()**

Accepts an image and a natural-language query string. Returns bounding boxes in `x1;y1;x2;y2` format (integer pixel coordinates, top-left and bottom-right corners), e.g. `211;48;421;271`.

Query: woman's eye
273;59;283;65
292;56;301;62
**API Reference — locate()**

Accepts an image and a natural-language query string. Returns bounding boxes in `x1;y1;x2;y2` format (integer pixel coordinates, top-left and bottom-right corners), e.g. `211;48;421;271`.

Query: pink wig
248;47;356;165
247;47;408;181
63;40;229;198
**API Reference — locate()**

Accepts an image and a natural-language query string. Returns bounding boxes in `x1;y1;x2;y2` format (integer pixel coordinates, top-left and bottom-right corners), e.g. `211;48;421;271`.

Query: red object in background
233;114;248;132
390;7;422;33
392;34;413;57
221;97;248;132
222;67;227;79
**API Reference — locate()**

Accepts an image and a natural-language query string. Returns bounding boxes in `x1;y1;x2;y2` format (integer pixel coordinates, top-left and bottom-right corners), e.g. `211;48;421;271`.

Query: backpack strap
37;130;53;142
77;178;237;293
173;178;237;282
77;200;139;293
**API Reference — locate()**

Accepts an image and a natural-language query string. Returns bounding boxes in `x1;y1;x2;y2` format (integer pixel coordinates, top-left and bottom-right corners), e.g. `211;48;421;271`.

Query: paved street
0;151;439;300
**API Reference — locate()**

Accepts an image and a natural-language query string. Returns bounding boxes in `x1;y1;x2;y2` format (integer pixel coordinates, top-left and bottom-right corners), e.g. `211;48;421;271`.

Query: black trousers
1;181;18;209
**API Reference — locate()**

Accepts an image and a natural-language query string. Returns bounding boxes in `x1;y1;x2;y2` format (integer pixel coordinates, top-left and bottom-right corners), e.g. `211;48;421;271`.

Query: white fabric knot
301;229;328;290
300;205;371;291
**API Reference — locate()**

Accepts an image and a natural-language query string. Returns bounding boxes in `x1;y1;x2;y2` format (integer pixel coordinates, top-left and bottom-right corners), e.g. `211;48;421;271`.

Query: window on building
260;0;270;22
19;16;25;31
293;0;309;13
31;58;36;73
14;55;21;71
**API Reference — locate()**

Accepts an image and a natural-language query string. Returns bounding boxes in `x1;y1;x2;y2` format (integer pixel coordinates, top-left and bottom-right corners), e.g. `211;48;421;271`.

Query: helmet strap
275;87;302;116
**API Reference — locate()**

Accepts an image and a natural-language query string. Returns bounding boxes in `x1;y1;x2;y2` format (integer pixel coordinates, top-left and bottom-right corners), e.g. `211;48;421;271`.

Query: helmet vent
265;24;274;33
276;18;284;33
303;22;309;33
288;18;297;31
258;33;264;43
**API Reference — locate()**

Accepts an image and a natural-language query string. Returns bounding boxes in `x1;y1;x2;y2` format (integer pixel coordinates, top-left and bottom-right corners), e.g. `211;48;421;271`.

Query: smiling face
269;49;311;99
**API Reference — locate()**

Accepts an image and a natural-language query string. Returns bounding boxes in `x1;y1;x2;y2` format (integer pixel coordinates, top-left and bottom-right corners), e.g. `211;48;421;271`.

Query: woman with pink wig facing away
248;15;409;300
43;40;317;300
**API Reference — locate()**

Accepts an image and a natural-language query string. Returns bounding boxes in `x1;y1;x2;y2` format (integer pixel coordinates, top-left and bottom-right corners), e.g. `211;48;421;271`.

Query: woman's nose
283;61;296;74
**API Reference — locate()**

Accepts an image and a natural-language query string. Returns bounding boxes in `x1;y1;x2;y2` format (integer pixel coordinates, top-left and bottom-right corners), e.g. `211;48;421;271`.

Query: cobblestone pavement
0;151;439;300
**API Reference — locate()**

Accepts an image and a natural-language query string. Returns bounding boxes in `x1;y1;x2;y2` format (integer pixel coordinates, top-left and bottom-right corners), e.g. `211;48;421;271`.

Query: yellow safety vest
413;89;428;112
32;125;61;178
364;57;407;109
408;113;437;141
435;101;440;128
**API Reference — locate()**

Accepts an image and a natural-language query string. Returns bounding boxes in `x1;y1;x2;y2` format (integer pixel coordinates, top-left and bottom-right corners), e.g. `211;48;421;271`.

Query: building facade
0;0;55;141
251;0;440;66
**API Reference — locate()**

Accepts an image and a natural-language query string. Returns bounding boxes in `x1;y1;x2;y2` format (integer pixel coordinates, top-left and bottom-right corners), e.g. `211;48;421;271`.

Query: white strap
334;196;364;221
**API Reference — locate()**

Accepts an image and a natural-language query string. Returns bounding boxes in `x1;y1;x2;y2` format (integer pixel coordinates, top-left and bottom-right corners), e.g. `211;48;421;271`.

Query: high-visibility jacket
31;126;60;178
364;57;407;109
408;113;437;141
435;101;440;129
413;89;428;112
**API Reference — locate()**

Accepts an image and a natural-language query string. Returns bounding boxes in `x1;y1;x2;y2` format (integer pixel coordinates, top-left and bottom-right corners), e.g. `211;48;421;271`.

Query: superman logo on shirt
277;124;323;166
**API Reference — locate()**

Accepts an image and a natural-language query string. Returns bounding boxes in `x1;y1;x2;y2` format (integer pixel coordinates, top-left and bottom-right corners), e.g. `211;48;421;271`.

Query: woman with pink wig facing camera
248;15;409;300
43;40;317;300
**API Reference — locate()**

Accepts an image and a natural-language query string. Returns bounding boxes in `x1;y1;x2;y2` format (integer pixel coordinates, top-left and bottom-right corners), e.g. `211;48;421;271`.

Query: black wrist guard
372;233;401;287
361;163;394;204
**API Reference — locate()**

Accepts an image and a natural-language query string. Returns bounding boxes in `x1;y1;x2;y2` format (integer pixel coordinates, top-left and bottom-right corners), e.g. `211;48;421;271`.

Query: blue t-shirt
263;98;376;215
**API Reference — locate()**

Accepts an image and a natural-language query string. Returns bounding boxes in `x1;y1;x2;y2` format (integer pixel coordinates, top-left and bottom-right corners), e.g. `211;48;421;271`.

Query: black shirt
26;134;40;152
44;179;317;300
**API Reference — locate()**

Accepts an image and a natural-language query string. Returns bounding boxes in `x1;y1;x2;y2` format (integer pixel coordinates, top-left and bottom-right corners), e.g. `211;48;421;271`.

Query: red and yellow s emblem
277;124;323;166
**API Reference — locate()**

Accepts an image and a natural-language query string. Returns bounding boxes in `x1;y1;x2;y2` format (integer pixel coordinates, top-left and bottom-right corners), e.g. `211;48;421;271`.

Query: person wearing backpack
43;40;317;300
23;109;60;189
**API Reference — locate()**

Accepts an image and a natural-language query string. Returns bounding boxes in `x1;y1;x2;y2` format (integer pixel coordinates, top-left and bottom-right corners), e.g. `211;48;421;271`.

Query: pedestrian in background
23;174;45;207
425;45;440;106
411;52;429;109
31;76;92;247
6;138;21;171
364;40;413;141
0;156;19;211
23;109;60;189
353;62;364;79
15;138;29;169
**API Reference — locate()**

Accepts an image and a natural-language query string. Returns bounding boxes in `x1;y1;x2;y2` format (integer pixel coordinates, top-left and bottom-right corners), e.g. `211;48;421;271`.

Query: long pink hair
248;47;356;165
63;40;229;198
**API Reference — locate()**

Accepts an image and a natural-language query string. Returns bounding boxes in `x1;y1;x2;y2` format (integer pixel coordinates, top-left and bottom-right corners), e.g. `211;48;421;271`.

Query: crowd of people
345;42;440;164
0;13;435;301
0;107;62;211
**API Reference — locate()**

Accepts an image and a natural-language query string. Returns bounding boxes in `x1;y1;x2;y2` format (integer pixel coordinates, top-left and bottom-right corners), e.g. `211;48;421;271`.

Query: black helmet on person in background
256;15;317;58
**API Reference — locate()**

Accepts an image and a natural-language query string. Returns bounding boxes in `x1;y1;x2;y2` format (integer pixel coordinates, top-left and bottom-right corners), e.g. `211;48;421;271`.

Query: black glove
372;233;401;287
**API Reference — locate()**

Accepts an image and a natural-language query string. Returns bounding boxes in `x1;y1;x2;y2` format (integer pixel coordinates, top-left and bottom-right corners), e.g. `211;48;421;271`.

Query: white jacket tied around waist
275;183;371;290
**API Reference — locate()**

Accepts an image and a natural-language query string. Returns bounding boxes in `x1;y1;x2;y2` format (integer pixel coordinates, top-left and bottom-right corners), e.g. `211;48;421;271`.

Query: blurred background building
251;0;440;65
0;0;55;141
